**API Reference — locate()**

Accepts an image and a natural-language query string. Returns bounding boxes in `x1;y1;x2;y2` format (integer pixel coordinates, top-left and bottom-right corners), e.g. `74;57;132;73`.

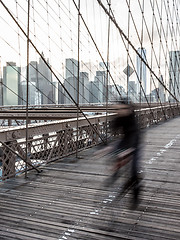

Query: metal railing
0;105;179;181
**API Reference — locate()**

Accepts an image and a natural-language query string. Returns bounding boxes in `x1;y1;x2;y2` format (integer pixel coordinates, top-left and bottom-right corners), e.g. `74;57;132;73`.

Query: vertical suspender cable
150;0;155;104
106;0;111;143
25;0;30;178
140;0;144;107
76;0;80;158
127;0;130;99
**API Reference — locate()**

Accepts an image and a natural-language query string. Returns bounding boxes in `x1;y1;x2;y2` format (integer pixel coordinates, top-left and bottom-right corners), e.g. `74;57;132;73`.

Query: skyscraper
38;53;53;104
93;70;106;103
29;61;41;105
0;57;2;106
52;81;59;105
136;48;147;98
128;80;137;103
108;84;126;102
0;77;2;106
58;83;64;104
64;59;90;105
79;72;89;104
89;81;96;103
158;75;165;103
169;51;180;101
20;79;42;106
20;61;42;105
3;62;21;106
64;58;79;105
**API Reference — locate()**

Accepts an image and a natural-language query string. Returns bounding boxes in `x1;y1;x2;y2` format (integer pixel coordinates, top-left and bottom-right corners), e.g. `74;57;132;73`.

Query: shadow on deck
0;118;180;240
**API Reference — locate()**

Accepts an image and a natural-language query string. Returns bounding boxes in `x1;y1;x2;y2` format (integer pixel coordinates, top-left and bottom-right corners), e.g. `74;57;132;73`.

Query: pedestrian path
0;117;180;239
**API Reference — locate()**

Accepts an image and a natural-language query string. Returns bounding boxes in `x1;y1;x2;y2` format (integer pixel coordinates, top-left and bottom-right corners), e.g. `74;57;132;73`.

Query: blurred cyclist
108;97;142;207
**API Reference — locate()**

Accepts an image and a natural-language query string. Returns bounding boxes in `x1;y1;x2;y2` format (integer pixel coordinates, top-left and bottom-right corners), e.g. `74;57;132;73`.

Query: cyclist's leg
130;143;144;208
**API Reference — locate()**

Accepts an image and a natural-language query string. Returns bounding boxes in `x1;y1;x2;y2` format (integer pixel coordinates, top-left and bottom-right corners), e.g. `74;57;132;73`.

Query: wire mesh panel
0;115;112;180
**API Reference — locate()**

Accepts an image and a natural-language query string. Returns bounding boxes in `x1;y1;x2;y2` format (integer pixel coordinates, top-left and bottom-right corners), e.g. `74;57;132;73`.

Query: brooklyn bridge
0;0;179;239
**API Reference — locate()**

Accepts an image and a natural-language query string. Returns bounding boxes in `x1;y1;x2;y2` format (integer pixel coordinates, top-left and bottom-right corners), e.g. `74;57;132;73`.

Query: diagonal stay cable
150;0;177;115
98;1;159;121
125;0;175;114
34;0;116;104
0;25;73;104
77;1;152;115
136;0;167;112
109;3;157;121
136;0;180;115
0;0;106;144
96;0;180;121
72;0;123;100
144;0;180;106
97;0;179;103
13;0;109;105
15;0;120;104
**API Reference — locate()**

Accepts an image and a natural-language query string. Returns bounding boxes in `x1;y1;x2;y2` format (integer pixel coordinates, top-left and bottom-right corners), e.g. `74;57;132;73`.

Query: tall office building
58;83;64;104
38;53;53;104
3;62;21;106
89;81;96;103
52;81;59;105
99;62;109;71
169;51;180;101
93;70;107;103
64;59;90;104
64;58;79;105
136;48;147;98
20;79;42;106
21;55;53;105
128;80;137;103
20;61;42;105
29;61;41;105
0;58;2;106
108;84;126;102
99;61;109;85
66;58;78;79
158;75;165;103
79;72;89;104
0;77;2;106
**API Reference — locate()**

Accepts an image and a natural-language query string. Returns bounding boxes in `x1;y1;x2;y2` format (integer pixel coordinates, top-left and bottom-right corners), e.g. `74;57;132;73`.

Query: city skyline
0;0;179;94
1;51;179;106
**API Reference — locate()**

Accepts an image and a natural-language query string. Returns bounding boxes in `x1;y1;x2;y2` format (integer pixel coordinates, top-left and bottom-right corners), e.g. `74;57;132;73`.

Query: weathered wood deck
0;117;180;240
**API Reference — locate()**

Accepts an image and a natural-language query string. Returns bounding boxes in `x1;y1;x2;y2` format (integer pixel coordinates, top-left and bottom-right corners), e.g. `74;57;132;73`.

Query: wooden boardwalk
0;117;180;240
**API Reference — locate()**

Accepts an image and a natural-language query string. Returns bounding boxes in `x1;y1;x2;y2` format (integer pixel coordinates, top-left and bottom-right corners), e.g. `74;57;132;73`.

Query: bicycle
93;144;143;231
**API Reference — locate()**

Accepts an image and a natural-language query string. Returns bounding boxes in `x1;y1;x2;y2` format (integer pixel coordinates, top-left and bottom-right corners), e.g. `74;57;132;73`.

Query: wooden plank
0;118;180;239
